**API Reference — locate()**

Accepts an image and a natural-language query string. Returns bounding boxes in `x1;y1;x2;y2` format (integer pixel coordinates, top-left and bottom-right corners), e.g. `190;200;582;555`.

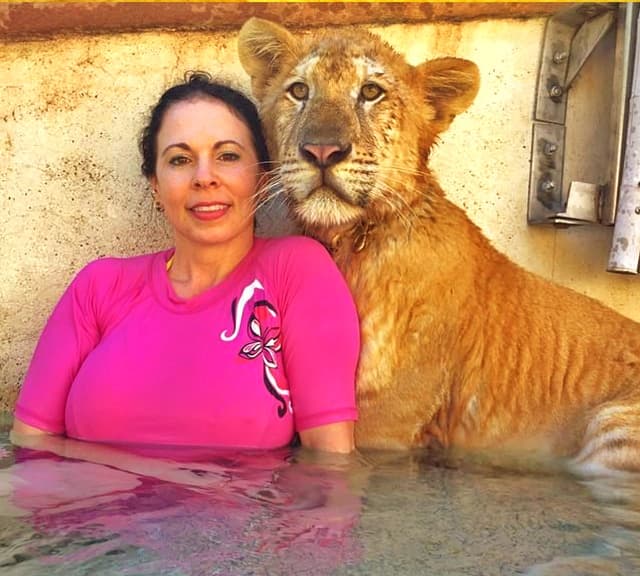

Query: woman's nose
192;159;218;187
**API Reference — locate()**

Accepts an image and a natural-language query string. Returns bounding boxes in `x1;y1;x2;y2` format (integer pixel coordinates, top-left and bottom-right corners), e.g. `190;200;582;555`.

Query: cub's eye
360;82;385;102
288;82;309;101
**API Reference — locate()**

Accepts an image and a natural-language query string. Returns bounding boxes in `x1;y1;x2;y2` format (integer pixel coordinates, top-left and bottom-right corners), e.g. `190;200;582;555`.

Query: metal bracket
528;3;617;225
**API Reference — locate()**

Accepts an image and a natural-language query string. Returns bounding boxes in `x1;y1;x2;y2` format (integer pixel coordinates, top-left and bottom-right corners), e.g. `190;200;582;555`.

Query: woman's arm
15;262;106;435
278;238;360;454
298;421;355;454
9;425;229;489
11;417;55;437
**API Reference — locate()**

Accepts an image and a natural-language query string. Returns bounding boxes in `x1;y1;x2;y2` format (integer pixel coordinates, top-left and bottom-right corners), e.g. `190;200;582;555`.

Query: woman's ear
149;176;164;212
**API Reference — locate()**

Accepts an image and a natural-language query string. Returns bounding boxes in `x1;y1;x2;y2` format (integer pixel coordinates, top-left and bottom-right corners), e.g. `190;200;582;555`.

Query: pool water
1;413;640;576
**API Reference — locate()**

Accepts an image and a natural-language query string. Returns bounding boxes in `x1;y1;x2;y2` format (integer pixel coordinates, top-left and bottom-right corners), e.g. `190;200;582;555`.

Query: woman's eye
219;152;240;162
288;82;309;101
169;155;190;166
360;82;385;102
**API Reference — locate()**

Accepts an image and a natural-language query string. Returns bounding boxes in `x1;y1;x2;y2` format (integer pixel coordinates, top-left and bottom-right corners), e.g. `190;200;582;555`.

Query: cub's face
238;19;480;229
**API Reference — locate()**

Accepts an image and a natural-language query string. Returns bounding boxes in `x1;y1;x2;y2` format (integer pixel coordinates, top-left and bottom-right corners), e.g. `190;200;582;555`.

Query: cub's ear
238;17;299;100
417;57;480;134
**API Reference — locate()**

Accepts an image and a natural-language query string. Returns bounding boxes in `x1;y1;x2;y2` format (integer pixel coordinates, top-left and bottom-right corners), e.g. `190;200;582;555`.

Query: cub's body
238;18;640;475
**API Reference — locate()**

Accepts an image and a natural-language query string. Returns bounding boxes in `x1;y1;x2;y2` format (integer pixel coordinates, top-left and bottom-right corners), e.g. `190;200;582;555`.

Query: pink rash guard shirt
15;236;359;449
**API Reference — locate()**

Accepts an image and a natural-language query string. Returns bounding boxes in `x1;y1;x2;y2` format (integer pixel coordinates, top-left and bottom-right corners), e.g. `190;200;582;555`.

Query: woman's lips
190;203;229;221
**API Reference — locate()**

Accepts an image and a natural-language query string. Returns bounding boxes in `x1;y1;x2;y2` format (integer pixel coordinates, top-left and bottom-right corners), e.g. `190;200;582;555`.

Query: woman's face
150;97;262;253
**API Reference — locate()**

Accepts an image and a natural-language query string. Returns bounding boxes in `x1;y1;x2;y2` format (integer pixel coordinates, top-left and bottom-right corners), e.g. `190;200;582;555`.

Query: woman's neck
168;235;255;299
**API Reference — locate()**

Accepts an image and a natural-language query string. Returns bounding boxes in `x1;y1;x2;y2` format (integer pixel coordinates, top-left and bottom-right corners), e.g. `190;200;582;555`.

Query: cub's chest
338;253;406;393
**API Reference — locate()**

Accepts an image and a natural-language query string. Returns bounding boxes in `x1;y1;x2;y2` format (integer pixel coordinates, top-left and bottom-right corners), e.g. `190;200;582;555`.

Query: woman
12;72;359;453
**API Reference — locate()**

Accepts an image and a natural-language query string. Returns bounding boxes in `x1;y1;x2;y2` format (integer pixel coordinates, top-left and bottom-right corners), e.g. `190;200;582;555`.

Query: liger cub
238;17;640;476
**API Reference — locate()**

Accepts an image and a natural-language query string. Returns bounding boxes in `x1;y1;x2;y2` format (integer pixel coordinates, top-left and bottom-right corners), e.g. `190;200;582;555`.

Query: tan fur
238;18;640;476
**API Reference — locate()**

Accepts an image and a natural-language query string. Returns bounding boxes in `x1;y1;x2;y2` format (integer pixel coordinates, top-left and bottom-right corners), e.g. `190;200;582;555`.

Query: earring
152;190;164;213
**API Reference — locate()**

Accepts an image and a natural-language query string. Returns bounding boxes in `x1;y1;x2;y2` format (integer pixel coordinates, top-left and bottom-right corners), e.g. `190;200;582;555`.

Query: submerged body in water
2;416;640;575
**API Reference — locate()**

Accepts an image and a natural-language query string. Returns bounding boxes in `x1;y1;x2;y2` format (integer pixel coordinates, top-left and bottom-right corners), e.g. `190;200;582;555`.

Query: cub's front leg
354;336;455;450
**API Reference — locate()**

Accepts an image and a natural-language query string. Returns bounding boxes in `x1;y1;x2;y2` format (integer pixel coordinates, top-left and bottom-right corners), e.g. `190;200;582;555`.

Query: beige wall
2;18;639;409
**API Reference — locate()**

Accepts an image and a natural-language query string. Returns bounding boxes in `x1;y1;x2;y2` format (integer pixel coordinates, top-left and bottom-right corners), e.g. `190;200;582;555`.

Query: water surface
1;413;639;575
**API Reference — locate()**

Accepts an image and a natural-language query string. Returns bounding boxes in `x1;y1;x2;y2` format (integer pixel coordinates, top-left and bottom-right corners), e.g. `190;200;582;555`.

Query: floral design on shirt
221;279;291;417
239;300;289;417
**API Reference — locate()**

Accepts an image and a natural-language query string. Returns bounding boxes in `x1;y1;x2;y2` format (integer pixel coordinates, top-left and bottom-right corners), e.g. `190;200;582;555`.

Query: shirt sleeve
277;237;360;431
14;262;104;434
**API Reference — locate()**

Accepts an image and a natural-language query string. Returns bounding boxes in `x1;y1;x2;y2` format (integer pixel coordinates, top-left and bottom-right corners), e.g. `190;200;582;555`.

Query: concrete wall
2;14;639;410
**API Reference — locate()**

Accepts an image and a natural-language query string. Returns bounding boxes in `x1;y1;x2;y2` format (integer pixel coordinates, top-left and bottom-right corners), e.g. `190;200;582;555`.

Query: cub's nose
300;142;352;168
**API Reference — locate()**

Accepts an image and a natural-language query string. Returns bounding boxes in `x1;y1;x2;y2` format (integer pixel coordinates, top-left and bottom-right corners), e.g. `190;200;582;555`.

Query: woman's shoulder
78;251;159;279
72;250;165;297
258;235;331;262
255;236;345;290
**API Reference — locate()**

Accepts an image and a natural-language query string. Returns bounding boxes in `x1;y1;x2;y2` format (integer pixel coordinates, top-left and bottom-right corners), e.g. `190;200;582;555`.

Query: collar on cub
329;220;376;254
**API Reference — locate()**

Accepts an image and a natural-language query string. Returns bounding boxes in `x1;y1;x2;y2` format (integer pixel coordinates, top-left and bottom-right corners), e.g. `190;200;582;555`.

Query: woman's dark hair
140;71;270;178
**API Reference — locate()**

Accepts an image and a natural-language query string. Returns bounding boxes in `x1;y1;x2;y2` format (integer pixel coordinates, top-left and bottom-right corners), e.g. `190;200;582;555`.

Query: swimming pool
1;412;638;576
